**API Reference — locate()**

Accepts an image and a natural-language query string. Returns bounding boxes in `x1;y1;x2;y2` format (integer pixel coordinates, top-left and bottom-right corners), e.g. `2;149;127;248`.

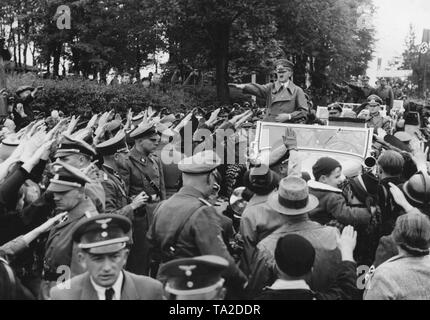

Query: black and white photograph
0;0;430;305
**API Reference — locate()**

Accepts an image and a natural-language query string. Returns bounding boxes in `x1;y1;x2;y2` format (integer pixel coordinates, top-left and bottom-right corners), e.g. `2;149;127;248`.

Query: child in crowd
308;157;371;227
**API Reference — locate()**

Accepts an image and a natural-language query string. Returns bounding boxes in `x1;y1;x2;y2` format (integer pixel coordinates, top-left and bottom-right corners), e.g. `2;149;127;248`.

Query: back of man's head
275;234;315;279
377;150;405;177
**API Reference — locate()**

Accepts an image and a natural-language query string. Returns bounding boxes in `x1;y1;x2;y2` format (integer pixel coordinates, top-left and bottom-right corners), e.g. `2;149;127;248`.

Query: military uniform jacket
347;83;375;102
148;186;246;285
43;197;98;278
366;113;391;132
120;147;166;199
100;164;133;220
243;81;308;122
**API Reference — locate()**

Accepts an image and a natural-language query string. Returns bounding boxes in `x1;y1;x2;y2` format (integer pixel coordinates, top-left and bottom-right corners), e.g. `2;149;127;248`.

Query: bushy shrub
6;73;253;119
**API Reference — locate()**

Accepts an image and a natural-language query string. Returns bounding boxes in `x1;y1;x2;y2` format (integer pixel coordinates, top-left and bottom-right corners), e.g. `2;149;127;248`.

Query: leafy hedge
6;74;253;118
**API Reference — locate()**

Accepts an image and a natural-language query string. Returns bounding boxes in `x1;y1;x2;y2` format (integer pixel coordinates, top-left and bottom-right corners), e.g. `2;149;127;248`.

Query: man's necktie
105;288;115;300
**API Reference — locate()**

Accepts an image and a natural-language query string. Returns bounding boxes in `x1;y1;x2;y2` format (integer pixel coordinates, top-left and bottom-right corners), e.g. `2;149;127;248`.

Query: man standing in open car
229;59;309;124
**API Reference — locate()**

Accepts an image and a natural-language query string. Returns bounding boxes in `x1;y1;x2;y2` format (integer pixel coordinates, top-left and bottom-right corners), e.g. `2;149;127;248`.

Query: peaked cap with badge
130;122;158;140
47;160;93;193
158;255;229;296
72;213;132;255
96;131;129;156
55;134;97;159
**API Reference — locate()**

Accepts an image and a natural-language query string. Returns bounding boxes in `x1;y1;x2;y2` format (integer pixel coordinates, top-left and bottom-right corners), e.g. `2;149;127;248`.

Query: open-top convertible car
254;122;374;179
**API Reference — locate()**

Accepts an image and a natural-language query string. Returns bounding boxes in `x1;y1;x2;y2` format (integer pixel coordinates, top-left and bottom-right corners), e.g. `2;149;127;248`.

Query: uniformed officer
346;75;375;103
121;123;166;201
131;113;144;129
55;134;106;213
96;131;149;219
147;150;247;294
229;59;309;123
375;77;395;113
358;100;391;132
50;214;164;300
40;161;98;299
120;123;166;275
158;255;229;300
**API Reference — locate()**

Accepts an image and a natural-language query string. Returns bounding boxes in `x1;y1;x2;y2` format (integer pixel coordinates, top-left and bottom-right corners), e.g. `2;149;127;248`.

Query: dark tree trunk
0;57;7;116
13;34;17;64
53;44;62;77
294;54;307;88
208;23;231;104
17;28;22;69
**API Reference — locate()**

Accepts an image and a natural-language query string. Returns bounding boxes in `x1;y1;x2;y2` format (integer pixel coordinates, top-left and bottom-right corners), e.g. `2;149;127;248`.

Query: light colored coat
364;254;430;300
240;193;291;276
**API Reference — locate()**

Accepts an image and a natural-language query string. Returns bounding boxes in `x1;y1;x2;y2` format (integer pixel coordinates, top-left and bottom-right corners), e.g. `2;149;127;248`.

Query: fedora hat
268;176;319;215
402;173;430;207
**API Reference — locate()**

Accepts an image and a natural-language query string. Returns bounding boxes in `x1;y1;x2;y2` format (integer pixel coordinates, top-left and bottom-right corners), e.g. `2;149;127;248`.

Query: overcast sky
373;0;430;60
366;0;430;79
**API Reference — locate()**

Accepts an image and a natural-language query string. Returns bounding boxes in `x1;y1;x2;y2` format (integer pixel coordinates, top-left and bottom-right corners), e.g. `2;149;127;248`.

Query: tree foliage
1;0;377;103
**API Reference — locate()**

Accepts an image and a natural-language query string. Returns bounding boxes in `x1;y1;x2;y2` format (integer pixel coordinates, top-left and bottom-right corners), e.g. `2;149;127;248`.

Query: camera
146;194;158;203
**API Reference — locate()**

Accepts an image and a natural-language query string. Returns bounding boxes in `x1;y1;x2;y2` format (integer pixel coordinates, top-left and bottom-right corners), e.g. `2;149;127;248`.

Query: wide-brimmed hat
402;173;430;206
267;176;319;215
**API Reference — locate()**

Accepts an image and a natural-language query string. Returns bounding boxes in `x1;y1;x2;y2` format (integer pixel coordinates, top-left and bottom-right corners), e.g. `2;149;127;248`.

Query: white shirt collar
281;80;290;90
307;180;343;193
90;271;124;300
268;279;311;291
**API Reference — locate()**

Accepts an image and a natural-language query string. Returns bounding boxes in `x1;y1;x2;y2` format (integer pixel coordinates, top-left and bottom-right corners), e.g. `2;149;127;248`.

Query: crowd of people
0;58;430;300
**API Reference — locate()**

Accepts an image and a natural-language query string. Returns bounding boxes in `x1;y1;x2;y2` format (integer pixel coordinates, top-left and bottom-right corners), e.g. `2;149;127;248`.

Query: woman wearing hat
365;212;430;300
373;175;429;268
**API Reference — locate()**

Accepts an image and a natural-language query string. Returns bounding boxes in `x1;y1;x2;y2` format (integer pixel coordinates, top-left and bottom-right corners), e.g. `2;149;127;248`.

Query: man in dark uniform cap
119;122;165;275
96;131;149;219
148;150;247;294
121;123;165;201
375;77;394;113
229;59;309;123
50;214;163;300
55;134;106;213
358;99;391;132
96;131;151;273
159;255;229;300
40;161;98;299
346;75;375;103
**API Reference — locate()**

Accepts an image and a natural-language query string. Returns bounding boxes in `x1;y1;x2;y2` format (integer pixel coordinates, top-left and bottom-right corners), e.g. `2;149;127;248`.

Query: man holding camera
119;123;165;275
96;131;150;219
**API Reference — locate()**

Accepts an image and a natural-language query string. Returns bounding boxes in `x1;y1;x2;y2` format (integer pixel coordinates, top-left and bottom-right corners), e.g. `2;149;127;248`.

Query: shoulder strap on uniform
129;156;162;197
198;197;212;206
158;198;212;257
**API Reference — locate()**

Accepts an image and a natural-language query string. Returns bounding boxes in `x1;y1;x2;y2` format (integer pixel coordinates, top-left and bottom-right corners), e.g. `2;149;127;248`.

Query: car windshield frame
254;122;374;159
